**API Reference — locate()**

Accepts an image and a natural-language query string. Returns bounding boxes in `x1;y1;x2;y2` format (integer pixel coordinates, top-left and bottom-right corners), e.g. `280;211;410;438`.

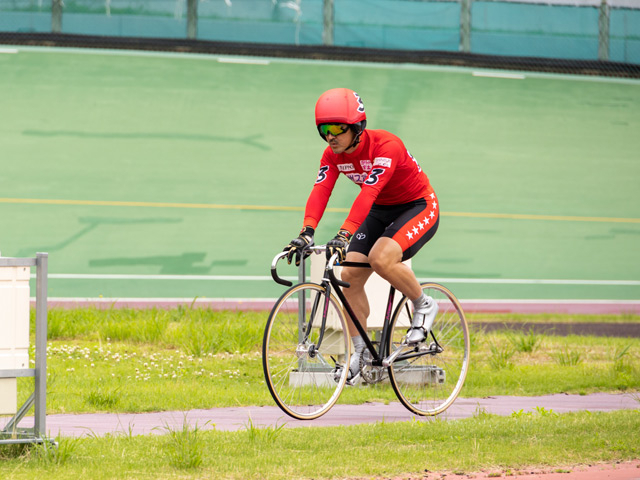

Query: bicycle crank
360;348;386;384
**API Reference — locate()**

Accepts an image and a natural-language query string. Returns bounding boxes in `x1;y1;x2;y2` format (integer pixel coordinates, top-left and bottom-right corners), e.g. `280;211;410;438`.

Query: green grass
1;410;638;479
37;306;266;354
467;312;640;324
14;308;640;413
2;308;639;479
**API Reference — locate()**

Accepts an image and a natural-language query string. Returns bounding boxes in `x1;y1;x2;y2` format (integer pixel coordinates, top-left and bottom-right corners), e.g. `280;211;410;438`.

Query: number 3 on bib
364;167;385;186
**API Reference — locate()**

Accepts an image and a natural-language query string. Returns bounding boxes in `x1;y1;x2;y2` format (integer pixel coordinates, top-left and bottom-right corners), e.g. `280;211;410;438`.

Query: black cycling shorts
348;195;439;261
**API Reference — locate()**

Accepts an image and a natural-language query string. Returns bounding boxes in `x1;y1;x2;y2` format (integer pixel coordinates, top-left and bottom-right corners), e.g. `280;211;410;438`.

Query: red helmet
315;88;367;144
315;88;366;125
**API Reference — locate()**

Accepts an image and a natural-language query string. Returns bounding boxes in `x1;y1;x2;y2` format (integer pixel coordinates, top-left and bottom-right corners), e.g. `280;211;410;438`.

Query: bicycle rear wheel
262;283;350;420
387;283;470;416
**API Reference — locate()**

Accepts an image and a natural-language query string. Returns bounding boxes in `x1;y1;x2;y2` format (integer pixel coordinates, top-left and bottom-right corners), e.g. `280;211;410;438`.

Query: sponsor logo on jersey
373;157;392;168
337;163;355;172
360;160;373;171
346;173;368;184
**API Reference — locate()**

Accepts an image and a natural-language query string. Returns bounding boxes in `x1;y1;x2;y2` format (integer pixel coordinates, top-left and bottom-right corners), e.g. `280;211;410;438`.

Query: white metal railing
0;253;49;446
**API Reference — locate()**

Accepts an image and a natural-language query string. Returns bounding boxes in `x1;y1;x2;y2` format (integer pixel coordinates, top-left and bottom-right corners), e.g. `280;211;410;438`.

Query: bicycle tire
387;283;470;416
262;282;350;420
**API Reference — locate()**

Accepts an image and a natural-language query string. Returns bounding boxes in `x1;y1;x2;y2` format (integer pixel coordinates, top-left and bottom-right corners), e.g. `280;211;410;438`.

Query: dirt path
430;460;640;480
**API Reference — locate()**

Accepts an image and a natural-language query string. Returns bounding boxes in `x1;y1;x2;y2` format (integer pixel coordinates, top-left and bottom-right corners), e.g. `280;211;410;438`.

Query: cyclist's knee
369;239;403;273
369;252;398;275
341;267;367;288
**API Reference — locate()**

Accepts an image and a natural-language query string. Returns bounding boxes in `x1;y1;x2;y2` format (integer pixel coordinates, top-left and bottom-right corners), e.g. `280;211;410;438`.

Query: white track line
473;71;525;80
217;57;270;65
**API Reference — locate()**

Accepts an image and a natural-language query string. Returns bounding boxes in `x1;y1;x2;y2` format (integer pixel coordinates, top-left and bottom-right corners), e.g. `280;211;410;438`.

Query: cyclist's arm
303;153;340;229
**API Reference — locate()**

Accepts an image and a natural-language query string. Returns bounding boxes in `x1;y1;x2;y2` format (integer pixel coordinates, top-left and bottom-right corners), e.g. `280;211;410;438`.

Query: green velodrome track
0;47;639;303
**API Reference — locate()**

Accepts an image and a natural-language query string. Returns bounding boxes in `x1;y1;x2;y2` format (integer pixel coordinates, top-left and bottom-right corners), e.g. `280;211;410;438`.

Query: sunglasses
319;124;350;136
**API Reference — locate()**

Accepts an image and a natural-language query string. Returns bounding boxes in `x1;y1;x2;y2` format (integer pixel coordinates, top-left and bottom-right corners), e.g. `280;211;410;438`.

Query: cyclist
284;88;440;383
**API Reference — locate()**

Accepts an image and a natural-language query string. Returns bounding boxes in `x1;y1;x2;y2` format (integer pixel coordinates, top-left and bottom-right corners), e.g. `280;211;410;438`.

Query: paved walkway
4;393;638;438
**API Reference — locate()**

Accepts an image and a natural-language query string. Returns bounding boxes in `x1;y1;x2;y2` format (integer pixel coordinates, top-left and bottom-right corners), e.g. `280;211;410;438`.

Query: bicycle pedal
332;364;360;386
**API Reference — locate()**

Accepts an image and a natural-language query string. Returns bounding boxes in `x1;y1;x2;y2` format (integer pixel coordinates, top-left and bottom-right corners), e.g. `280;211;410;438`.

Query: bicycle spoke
263;283;350;420
387;283;470;416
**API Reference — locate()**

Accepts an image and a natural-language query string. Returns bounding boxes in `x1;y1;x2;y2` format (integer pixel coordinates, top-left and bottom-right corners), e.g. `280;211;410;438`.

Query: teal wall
1;0;638;64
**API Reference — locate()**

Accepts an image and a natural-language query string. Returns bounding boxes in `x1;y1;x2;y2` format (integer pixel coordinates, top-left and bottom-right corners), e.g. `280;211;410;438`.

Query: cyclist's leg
369;237;439;344
368;238;422;300
371;197;440;343
344;209;388;335
340;251;374;381
341;251;374;335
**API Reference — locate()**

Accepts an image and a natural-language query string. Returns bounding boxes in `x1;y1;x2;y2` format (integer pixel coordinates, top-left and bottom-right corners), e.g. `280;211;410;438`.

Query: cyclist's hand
326;230;352;263
283;226;315;266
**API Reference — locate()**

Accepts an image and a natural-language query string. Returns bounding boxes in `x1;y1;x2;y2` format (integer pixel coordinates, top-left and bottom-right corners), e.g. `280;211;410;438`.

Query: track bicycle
262;245;470;420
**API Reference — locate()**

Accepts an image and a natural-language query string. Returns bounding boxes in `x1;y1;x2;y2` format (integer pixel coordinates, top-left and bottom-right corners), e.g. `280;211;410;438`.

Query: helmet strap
346;121;366;151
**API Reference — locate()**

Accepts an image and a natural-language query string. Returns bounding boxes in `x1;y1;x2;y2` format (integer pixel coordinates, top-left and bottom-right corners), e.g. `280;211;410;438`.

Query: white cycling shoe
405;296;438;345
332;353;362;385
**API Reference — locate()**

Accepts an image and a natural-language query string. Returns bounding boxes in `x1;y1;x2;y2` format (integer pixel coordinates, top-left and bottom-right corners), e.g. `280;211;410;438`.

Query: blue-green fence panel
0;0;638;65
197;0;324;44
334;0;460;50
472;2;601;60
610;7;640;63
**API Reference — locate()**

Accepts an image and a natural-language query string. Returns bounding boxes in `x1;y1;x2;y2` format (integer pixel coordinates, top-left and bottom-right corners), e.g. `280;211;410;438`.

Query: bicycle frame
325;257;446;368
270;247;434;369
323;260;398;367
267;246;469;419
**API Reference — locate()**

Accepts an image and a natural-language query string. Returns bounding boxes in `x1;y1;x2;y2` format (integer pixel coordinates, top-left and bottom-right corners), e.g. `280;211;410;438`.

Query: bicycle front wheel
387;283;470;416
262;283;350;420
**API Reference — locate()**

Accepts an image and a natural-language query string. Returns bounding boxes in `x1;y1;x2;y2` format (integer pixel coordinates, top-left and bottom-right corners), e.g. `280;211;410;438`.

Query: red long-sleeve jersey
303;129;434;234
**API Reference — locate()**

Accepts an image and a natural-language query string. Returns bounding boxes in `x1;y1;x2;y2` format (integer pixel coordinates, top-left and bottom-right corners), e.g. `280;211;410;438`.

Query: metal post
0;254;48;445
187;0;198;39
33;253;48;439
322;0;334;46
51;0;63;33
460;0;472;53
598;0;610;61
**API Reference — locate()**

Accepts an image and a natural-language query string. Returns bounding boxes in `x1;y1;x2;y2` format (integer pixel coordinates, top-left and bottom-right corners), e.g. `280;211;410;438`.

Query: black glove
284;226;315;266
326;230;352;263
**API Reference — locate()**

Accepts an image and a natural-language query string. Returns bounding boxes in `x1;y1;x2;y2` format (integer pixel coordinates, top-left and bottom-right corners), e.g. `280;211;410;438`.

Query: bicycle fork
301;282;332;357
